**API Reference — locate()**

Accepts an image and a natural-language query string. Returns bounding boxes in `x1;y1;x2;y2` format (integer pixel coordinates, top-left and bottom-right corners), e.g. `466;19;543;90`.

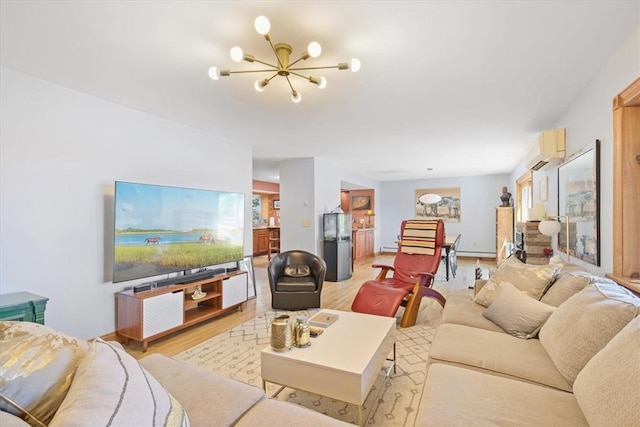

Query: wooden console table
0;292;49;324
116;271;247;351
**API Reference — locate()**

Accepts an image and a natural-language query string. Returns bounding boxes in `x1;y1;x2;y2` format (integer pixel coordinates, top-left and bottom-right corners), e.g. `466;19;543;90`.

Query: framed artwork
558;140;600;266
273;200;280;210
415;187;461;223
237;255;257;299
539;176;548;201
351;195;371;210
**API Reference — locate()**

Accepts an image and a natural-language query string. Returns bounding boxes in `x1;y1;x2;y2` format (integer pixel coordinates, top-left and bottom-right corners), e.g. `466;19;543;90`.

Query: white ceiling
1;1;638;183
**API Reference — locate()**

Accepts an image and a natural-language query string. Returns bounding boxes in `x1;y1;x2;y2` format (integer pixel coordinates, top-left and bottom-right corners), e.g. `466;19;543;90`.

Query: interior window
516;171;532;222
252;195;261;225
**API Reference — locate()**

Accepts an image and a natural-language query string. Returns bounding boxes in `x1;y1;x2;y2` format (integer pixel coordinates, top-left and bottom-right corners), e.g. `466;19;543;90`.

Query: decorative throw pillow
0;321;89;426
490;264;560;300
497;255;526;269
472;277;506;307
539;282;640;385
283;264;311;277
49;339;189;427
573;316;640;427
482;282;556;339
540;273;590;307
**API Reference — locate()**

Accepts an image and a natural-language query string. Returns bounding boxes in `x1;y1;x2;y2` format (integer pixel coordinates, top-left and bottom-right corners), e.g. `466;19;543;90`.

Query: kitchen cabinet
352;229;374;261
253;228;269;256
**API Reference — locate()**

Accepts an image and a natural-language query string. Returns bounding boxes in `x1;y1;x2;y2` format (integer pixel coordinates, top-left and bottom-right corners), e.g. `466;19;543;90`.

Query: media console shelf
116;271;247;351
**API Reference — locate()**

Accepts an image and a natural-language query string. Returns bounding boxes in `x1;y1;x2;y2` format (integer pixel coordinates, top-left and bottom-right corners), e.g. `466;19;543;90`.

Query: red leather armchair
351;220;446;327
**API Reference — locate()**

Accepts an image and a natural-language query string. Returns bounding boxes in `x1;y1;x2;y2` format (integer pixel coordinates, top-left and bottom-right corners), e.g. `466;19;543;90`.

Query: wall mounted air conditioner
525;128;566;171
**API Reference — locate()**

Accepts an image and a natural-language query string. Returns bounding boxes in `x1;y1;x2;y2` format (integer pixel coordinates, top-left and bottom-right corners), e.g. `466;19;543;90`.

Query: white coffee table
261;309;396;425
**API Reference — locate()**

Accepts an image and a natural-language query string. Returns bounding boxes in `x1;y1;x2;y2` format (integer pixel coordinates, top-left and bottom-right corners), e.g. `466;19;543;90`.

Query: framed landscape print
558;140;600;266
415;187;461;223
351;195;371;210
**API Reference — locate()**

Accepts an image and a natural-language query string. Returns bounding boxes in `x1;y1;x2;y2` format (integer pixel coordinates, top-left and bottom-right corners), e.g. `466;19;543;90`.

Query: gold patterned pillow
474;262;559;307
0;321;89;426
49;339;189;427
283;264;311;277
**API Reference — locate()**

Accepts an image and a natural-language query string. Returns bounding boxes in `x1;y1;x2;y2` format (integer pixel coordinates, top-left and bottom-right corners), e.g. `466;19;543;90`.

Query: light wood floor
119;254;489;360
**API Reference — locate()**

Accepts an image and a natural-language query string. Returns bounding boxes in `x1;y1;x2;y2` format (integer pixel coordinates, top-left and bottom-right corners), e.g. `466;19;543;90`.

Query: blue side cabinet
0;292;49;324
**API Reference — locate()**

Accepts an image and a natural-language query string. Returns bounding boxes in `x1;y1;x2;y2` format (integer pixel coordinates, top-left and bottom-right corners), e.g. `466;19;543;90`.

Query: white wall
510;26;640;277
314;157;381;255
279;158;317;253
0;67;252;339
279;157;381;256
381;174;510;257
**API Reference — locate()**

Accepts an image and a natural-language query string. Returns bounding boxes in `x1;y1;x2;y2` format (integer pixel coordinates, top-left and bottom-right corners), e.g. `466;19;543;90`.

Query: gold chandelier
208;16;361;103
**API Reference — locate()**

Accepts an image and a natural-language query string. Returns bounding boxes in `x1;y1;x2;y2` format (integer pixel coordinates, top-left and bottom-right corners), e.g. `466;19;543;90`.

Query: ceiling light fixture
208;16;360;103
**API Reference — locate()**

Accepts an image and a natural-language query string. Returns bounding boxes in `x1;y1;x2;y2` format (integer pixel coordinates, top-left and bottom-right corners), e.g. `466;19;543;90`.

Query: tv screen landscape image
113;181;244;283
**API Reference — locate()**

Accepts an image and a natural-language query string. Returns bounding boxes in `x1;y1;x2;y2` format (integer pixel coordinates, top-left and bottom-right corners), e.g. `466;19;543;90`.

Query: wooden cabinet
116;271;247;351
253;228;269;255
352;229;374;261
0;292;49;324
496;207;514;264
365;230;374;257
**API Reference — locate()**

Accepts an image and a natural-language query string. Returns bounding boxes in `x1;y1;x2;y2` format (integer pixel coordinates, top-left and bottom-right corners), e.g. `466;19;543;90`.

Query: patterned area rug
173;310;436;426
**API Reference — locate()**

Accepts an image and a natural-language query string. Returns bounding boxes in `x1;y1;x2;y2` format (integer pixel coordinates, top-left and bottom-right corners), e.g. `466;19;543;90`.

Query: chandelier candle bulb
208;67;220;80
230;47;243;62
307;42;322;58
254;16;270;35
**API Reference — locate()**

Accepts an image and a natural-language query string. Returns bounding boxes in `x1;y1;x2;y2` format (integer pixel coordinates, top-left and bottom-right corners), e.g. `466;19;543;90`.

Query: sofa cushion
235;398;351;426
276;277;316;292
429;323;572;391
0;321;89;427
539;282;640;385
49;339;189;427
440;295;505;333
483;282;555;339
477;263;560;305
540;273;590;307
415;364;588;427
573;315;640;426
0;411;30;427
139;353;265;427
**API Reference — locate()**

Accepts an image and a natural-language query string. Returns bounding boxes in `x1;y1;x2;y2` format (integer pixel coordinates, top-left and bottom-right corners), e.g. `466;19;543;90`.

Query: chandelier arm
266;39;286;69
289;65;344;71
264;73;279;82
225;69;280;75
283;75;296;93
288;71;313;80
288;56;307;68
251;58;279;69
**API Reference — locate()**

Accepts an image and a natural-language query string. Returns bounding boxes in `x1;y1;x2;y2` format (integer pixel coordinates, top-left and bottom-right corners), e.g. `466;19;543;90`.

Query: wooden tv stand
116;271;247;351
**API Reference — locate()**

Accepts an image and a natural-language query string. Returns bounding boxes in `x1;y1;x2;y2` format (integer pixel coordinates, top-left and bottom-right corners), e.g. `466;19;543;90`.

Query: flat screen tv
113;181;244;283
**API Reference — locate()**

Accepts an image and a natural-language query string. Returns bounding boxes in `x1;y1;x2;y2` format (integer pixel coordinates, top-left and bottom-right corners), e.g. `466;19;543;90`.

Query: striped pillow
401;220;439;255
49;338;189;427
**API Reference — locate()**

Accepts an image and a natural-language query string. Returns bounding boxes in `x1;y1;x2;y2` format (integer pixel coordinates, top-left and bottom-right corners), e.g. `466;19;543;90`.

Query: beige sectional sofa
415;259;640;426
0;321;349;427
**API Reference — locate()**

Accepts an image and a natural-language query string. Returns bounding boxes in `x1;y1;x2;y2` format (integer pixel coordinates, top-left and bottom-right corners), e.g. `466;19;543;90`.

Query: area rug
173;309;436;426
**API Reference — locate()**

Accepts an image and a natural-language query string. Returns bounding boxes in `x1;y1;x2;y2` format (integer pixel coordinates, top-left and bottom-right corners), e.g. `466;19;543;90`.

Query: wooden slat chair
351;219;446;327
